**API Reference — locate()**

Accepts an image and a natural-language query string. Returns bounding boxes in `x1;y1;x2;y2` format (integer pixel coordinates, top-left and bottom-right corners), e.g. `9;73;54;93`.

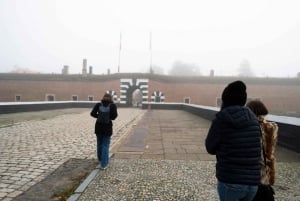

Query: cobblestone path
0;108;146;200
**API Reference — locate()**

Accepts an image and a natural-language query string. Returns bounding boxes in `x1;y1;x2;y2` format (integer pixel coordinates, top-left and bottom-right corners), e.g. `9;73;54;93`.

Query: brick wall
0;79;120;102
1;73;299;114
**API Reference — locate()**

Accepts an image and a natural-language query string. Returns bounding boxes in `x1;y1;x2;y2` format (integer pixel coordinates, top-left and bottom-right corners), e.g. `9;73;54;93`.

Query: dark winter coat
205;105;261;185
90;101;118;135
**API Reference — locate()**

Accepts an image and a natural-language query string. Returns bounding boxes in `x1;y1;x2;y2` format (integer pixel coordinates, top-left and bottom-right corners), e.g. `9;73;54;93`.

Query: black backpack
97;103;111;124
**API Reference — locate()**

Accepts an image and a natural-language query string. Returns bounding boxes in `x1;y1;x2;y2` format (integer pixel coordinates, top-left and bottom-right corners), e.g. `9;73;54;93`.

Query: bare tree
10;65;40;74
237;59;255;77
168;61;201;76
150;65;164;75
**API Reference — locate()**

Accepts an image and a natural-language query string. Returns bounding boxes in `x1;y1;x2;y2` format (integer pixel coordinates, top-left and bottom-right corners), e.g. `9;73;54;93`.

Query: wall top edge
1;73;300;85
0;101;98;105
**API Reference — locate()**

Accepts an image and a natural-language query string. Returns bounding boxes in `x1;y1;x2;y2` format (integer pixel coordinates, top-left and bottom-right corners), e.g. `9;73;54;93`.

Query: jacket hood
217;106;257;128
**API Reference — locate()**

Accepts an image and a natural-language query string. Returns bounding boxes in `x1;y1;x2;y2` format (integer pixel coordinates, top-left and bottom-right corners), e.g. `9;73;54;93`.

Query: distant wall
1;73;300;114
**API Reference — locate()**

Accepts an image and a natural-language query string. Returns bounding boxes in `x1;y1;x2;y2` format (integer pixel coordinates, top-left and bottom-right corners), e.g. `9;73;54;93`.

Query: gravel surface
78;159;300;201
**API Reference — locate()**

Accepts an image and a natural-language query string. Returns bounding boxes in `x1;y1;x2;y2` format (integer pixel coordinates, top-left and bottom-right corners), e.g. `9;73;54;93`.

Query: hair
101;93;113;103
246;100;269;116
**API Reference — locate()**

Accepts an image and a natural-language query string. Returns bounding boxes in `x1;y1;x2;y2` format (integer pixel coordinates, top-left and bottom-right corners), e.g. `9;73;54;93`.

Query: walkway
0;109;300;200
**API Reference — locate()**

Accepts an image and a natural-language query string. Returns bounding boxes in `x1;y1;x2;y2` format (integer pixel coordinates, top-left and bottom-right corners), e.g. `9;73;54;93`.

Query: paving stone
7;190;23;198
0;184;9;188
0;188;14;193
0;192;8;199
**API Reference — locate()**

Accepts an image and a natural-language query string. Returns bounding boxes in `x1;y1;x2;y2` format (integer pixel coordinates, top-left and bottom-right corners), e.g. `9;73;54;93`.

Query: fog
0;0;300;77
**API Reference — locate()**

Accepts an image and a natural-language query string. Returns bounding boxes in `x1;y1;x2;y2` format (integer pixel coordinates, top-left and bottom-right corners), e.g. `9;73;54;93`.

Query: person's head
246;100;268;116
101;93;113;103
221;80;247;110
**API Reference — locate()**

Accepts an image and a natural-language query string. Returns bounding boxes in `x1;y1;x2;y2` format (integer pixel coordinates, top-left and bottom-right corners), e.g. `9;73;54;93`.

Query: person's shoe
100;165;108;170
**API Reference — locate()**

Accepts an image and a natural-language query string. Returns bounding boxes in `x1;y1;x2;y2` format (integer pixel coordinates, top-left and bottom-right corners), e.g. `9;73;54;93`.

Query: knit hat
221;80;247;108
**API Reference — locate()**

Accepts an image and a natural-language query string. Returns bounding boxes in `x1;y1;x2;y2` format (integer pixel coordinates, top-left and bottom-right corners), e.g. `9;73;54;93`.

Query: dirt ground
14;158;98;201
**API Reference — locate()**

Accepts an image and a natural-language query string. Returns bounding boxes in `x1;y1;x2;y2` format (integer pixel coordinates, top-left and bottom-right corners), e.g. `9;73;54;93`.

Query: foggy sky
0;0;299;77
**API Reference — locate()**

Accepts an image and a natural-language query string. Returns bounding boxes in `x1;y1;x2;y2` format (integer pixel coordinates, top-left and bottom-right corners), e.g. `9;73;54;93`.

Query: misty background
0;0;299;77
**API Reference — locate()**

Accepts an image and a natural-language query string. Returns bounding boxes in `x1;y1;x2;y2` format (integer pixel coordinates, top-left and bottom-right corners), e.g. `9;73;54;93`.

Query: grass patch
50;176;85;201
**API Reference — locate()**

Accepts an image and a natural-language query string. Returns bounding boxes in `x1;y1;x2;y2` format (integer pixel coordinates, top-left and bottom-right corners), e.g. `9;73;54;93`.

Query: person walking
90;93;118;169
247;100;278;201
205;80;261;201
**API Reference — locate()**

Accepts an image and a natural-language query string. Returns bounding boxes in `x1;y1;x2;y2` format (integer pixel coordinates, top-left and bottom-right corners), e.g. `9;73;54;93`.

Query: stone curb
67;153;114;201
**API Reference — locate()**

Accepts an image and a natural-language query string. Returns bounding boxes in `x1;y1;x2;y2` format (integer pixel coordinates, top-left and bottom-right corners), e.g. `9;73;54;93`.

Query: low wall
142;103;300;153
0;101;94;114
0;101;127;114
1;102;299;153
142;103;218;121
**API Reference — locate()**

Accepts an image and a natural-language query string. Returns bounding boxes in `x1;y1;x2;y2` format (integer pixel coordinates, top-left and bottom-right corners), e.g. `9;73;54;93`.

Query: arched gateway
120;78;149;106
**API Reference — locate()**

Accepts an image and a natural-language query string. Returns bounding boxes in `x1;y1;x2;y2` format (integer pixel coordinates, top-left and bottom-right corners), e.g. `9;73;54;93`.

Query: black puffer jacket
206;106;261;185
90;101;118;135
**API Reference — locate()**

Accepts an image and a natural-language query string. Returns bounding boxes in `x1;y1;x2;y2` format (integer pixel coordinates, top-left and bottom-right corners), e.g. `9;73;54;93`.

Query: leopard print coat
259;116;278;185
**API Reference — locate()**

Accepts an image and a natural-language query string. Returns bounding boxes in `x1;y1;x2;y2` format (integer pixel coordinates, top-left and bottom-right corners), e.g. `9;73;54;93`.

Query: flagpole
149;31;152;73
118;32;121;73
